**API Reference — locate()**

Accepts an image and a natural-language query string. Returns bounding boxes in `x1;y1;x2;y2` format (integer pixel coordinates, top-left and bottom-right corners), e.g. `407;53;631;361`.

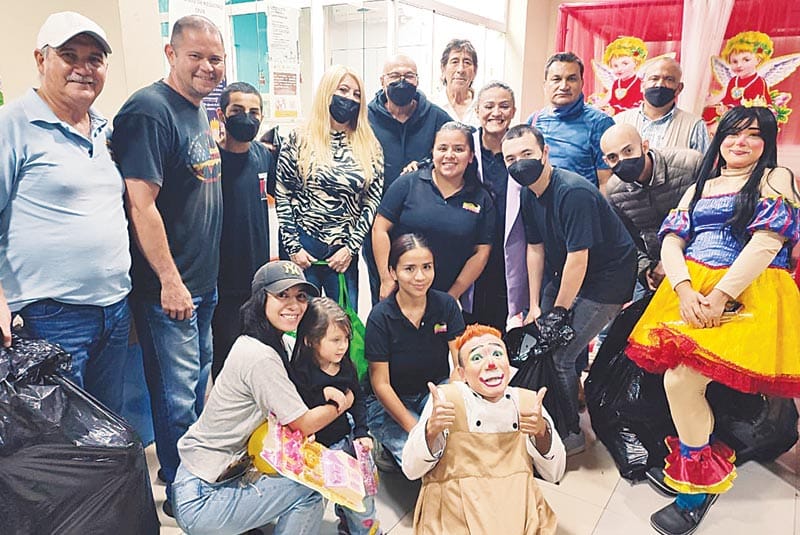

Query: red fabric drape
556;0;800;146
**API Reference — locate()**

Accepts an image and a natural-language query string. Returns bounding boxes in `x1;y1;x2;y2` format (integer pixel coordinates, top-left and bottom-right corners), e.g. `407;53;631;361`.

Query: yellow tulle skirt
627;259;800;397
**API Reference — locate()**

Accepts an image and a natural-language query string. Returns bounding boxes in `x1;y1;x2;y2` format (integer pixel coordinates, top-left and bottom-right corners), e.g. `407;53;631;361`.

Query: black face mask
507;158;545;187
386;79;417;106
612;152;646;183
329;94;360;124
644;86;676;108
225;113;260;142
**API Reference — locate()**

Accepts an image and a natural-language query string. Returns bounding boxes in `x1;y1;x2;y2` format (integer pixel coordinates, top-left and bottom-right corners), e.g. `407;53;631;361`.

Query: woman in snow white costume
627;105;800;535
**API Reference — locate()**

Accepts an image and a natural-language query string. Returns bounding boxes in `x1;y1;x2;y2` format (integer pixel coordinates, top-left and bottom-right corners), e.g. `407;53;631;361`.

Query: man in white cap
0;12;131;415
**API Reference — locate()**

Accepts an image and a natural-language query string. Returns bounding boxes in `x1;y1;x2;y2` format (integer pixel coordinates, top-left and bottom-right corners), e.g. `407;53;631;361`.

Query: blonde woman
276;65;384;309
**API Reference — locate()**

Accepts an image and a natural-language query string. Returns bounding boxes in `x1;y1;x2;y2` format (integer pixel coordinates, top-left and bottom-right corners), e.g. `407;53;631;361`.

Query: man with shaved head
615;57;709;153
601;123;702;294
365;54;452;303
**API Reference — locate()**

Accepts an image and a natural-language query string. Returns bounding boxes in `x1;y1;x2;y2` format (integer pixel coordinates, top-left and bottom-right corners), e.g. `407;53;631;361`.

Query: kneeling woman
627;106;800;535
365;234;465;466
172;261;355;535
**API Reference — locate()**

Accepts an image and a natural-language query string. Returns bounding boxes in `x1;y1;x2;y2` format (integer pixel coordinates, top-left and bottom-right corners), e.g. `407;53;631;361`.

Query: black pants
210;293;248;380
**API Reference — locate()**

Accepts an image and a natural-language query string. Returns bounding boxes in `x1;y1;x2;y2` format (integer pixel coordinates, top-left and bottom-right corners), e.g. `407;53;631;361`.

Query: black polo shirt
377;167;495;293
365;289;465;395
521;167;636;304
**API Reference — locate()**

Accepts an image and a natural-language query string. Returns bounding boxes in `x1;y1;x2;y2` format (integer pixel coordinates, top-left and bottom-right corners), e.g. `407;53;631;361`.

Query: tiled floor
148;406;800;534
151;257;798;533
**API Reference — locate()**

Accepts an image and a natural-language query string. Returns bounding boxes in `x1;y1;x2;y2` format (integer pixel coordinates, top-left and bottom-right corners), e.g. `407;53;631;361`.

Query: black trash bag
707;384;798;464
0;336;160;535
506;323;572;437
585;293;677;481
587;296;800;481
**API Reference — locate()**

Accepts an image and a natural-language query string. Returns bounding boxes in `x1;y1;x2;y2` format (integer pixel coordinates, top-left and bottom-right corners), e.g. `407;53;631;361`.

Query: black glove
538;306;576;350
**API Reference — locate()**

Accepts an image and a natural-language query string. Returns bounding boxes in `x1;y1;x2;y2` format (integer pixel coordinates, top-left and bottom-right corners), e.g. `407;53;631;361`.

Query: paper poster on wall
267;5;299;64
271;65;300;118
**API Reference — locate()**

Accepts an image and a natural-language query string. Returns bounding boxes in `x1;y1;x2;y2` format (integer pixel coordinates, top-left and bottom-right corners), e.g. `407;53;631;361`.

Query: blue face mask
329;94;360;124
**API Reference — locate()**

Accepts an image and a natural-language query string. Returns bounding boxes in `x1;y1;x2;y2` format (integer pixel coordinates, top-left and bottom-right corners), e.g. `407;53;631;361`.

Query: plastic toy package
248;413;368;512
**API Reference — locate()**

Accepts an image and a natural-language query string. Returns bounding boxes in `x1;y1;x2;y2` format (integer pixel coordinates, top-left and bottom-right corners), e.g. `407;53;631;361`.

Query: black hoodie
367;89;452;192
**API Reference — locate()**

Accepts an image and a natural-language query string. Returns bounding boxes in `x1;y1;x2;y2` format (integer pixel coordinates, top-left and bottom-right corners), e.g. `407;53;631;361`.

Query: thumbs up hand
518;387;548;437
425;382;456;444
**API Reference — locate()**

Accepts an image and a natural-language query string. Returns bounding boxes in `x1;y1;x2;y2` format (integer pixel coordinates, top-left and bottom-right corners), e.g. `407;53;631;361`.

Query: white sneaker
563;430;586;456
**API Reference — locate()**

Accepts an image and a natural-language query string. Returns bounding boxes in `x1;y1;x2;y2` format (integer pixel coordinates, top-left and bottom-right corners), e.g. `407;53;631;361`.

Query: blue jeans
541;282;622;436
328;437;381;535
18;297;130;416
298;229;358;312
366;392;430;466
172;464;323;535
131;289;217;495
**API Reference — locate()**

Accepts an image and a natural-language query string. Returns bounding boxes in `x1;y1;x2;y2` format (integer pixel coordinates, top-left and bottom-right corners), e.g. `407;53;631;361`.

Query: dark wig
239;289;291;370
690;106;784;240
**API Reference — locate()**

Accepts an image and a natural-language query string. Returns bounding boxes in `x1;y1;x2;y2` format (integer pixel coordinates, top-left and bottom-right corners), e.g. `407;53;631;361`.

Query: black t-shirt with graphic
113;81;222;297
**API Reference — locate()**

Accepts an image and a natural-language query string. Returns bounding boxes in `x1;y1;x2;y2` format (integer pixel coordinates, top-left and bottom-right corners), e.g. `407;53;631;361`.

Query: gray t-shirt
177;335;308;483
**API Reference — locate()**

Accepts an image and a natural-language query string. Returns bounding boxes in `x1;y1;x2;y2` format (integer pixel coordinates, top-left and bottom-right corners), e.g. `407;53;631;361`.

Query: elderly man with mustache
0;12;131;414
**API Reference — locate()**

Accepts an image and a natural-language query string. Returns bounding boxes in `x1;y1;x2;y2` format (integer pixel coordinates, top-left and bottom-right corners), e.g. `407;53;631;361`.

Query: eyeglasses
383;72;418;84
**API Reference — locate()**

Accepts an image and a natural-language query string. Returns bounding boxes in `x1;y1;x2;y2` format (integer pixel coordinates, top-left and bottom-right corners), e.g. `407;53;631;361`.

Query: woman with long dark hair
171;261;355;535
364;233;465;467
627;106;800;535
371;121;495;318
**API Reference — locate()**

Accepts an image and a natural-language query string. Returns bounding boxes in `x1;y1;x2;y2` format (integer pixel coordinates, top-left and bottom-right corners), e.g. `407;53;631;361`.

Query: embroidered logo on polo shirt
434;323;447;334
461;202;481;213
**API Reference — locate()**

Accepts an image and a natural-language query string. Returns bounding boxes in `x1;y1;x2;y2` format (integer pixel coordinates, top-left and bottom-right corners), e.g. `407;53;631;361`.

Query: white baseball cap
36;11;112;54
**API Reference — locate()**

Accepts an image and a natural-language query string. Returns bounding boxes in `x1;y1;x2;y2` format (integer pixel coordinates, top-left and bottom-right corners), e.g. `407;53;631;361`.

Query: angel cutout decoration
704;30;800;126
589;36;676;116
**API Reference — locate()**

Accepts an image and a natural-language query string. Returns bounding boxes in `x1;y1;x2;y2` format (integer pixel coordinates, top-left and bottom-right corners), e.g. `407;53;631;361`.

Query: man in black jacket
365;54;452;303
601;123;702;295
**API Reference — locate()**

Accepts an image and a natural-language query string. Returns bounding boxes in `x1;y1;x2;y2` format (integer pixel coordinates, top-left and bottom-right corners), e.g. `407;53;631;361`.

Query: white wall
1;0;164;117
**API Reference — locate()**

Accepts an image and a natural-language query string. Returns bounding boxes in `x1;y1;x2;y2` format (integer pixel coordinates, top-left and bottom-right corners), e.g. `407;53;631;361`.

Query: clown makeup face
458;333;511;402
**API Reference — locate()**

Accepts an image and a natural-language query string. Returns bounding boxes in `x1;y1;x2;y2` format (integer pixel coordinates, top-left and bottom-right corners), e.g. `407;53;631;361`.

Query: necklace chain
731;74;758;100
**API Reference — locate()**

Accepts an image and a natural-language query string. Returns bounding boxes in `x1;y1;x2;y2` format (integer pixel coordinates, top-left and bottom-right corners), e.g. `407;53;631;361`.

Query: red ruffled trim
665;436;736;464
663;437;736;494
626;327;800;398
